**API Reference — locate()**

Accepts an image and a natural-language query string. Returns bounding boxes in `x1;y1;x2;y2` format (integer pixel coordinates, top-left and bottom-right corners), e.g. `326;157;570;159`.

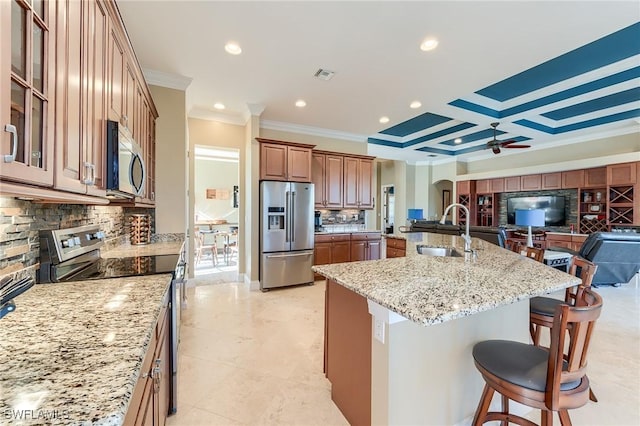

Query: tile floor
168;277;639;426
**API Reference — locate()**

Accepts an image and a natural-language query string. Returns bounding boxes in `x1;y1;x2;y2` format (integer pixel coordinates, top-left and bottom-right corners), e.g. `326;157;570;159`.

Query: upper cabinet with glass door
1;0;55;185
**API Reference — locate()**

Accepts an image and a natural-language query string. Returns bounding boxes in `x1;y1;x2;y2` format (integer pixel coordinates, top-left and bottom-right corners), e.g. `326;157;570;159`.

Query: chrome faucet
441;203;472;252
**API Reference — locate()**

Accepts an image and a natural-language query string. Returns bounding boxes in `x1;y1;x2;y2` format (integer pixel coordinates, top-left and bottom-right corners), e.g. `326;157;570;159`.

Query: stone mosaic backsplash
0;196;155;280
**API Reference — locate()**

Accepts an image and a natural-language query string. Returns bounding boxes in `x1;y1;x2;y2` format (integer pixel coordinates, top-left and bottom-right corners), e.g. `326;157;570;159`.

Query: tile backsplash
0;196;153;280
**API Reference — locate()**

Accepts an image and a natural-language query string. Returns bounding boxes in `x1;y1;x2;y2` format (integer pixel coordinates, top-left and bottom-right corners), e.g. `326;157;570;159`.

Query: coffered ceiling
117;1;640;163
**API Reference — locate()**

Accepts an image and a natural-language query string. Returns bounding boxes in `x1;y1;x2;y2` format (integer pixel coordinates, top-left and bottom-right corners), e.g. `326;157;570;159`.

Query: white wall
150;85;187;235
194;158;239;223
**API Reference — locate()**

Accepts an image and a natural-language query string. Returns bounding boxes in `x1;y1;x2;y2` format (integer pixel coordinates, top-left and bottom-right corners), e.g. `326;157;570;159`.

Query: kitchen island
313;232;580;425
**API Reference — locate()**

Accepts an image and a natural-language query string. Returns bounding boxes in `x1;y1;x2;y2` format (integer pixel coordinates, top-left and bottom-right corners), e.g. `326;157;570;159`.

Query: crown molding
143;68;192;91
260;120;367;143
189;106;246;126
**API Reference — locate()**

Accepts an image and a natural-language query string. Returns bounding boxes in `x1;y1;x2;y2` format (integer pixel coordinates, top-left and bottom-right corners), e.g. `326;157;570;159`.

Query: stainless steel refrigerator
260;181;314;290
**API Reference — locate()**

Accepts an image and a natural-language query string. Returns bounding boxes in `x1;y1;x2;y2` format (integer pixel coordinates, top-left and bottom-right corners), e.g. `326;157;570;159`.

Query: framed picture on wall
443;189;451;217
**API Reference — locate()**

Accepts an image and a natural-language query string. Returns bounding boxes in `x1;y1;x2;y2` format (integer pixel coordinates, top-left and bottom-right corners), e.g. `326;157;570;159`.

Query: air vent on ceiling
314;68;335;81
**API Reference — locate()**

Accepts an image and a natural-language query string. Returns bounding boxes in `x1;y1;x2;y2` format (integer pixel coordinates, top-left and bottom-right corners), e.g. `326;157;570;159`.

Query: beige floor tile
171;275;639;426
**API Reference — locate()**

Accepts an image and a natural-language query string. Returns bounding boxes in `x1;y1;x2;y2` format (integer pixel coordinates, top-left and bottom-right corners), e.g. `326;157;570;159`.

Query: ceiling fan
486;122;531;154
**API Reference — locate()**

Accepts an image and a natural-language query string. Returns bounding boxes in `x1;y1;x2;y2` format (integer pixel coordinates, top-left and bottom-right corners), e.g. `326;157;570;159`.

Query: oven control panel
40;225;106;263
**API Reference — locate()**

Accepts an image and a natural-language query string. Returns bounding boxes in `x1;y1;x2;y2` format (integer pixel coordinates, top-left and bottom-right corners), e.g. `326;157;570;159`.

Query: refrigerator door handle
290;191;296;242
265;252;313;259
285;190;290;243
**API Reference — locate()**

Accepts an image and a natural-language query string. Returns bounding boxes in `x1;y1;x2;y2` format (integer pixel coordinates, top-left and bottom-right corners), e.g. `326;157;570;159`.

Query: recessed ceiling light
410;101;422;109
420;38;439;52
379;116;390;124
214;103;225;110
454;138;462;144
224;42;242;55
295;100;306;108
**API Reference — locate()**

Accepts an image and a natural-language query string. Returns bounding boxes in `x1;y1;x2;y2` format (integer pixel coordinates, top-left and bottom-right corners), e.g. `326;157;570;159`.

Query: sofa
409;221;507;248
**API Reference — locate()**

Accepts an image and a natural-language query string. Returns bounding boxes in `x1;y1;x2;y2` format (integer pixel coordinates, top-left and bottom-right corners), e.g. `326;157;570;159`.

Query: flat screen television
507;196;566;226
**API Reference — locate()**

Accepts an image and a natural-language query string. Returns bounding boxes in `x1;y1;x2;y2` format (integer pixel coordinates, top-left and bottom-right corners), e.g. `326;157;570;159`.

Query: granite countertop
0;274;173;425
315;229;381;235
313;233;580;326
101;241;183;258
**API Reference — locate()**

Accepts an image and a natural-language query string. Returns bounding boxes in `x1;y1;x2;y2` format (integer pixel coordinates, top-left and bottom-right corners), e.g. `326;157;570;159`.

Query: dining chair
505;239;521;253
472;286;603;426
196;231;218;265
524;246;544;262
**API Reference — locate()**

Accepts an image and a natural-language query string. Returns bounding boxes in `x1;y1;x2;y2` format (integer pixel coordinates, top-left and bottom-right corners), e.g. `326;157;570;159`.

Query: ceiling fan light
492;146;500;154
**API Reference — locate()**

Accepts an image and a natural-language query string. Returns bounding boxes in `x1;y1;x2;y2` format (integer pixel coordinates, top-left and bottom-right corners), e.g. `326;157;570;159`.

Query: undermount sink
416;245;462;257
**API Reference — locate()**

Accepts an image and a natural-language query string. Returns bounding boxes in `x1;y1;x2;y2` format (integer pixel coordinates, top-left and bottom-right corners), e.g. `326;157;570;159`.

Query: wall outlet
374;318;385;343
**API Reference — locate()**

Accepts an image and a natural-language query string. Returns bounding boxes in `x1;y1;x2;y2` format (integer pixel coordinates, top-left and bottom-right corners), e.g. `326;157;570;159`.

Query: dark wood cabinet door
367;240;381;260
332;241;351;263
490;178;505;193
260;143;288;181
561;170;584;189
108;26;124;121
287;146;312;182
504;176;521;192
326;154;344;208
358;158;374;208
584;167;607;187
607;162;637;185
456;180;471;194
343;157;359;208
476;179;491;193
541;172;562;189
521;174;542;190
350;240;367;262
314;242;332;265
312;153;325;207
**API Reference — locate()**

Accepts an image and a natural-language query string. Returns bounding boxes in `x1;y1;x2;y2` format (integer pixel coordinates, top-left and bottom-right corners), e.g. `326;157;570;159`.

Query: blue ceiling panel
414;146;457;156
450;66;640;119
541;87;640;120
475;22;640;102
402;122;477;148
367;137;404;148
516;108;640;134
379;112;452;137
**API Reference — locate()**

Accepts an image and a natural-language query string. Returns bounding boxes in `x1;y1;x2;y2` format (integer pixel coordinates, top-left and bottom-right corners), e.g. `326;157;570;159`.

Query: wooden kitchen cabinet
456;180;472;195
314;234;351;265
475;179;490;194
561;169;584;189
583;167;607;188
607;162;637;185
385;237;406;258
343;156;374;209
546;233;587;252
312;151;343;208
350;233;381;261
0;0;55;185
258;138;314;182
54;0;108;196
504;176;521;192
123;291;171;426
541;172;562;189
490;178;505;193
521;174;542;191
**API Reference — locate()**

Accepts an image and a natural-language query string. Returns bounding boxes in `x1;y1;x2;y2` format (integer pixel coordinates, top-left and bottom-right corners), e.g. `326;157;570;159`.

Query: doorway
382;185;395;234
193;145;240;281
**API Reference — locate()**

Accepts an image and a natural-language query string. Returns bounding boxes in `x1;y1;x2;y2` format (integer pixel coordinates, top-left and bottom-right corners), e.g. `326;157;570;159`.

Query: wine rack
458;194;470;226
579;188;606;233
129;214;151;245
608;185;635;226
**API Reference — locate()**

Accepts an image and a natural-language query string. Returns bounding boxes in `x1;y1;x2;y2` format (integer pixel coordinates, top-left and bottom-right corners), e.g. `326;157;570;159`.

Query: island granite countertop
0;274;173;425
312;232;580;326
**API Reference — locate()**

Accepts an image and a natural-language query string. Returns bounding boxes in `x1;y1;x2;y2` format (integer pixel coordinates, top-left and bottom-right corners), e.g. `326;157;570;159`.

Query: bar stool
472;286;603;426
524;246;544;262
530;257;597;345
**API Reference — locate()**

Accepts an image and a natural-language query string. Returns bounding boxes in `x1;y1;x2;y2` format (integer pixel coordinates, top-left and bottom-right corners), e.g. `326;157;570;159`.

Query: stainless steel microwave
106;120;145;198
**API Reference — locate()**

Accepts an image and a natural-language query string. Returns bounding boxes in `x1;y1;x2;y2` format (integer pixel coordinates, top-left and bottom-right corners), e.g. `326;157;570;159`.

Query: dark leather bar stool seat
472;287;603;426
